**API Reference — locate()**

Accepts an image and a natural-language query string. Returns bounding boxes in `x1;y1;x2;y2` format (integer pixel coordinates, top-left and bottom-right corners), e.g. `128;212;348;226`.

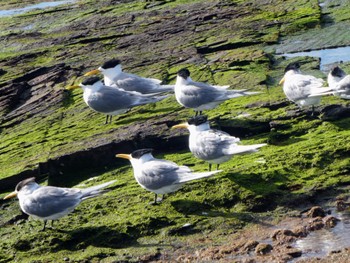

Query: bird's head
172;115;209;132
116;148;154;165
330;66;346;78
279;62;301;85
84;59;122;77
3;177;38;200
66;77;101;90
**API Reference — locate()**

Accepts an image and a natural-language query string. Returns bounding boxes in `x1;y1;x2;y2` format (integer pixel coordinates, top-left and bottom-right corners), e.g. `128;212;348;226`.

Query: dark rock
321;104;350;120
306;206;326;218
336;199;350;211
255;243;273;255
286;248;302;258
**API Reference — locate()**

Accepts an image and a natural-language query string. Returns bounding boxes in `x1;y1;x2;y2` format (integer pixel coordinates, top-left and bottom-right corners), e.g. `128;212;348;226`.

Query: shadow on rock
50;226;136;251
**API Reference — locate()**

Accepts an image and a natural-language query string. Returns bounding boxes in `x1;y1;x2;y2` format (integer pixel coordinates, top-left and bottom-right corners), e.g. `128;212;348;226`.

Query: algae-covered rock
0;0;349;262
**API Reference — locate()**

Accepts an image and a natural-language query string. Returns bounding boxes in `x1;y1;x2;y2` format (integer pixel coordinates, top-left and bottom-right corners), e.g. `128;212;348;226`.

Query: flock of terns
3;59;350;231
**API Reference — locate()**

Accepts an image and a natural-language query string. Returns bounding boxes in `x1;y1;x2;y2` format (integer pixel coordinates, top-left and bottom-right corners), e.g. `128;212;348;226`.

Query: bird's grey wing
22;187;82;218
116;74;159;94
87;86;147;112
284;74;322;100
193;130;239;160
138;160;182;190
180;81;224;107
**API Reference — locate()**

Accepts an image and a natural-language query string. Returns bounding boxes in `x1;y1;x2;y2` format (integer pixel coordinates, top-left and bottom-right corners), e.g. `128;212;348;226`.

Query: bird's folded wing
23;187;82;217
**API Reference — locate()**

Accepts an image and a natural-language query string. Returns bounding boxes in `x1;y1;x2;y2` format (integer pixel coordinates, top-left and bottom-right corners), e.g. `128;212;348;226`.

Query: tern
84;59;174;94
66;77;169;124
3;177;116;231
327;66;350;99
279;62;336;113
172;115;266;171
174;68;259;116
116;149;221;204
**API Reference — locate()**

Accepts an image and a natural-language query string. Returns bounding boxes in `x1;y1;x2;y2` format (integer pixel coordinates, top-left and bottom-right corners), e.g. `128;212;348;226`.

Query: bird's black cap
15;177;36;192
284;62;300;73
188;115;208;126
82;77;101;86
330;66;346;77
101;59;121;69
131;148;153;159
178;68;190;79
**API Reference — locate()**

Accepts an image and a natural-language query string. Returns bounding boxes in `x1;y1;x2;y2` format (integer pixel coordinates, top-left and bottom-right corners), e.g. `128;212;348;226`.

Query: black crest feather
101;59;121;69
188;115;208;126
81;77;101;86
330;66;346;78
15;177;36;192
131;148;153;159
284;62;300;73
177;68;190;79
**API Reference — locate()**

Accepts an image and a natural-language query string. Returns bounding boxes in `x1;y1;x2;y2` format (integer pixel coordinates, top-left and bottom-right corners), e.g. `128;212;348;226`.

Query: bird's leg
199;111;203;115
105;115;109;125
150;194;159;205
195;111;199;116
51;220;55;229
208;163;212;171
216;164;220;171
41;220;47;231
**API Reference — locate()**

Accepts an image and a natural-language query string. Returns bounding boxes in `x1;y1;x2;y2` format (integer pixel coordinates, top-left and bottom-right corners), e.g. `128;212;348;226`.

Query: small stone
255;243;273;255
63;258;69;261
307;206;326;218
286;248;302;258
307;217;325;231
242;240;259;252
292;226;308;238
324;215;340;228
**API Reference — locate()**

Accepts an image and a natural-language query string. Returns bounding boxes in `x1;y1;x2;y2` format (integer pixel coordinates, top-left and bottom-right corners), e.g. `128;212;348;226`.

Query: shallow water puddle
293;208;350;261
281;46;350;71
0;0;75;17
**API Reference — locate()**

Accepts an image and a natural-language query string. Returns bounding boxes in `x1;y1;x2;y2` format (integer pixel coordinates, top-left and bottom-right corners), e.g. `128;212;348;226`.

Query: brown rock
324;215;340;228
242;240;259;252
255;243;273;255
292;226;308;237
307;217;325;231
307;206;326;218
271;229;296;244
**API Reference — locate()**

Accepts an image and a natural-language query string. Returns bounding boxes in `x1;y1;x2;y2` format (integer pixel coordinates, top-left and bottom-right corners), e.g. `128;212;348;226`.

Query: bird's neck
175;76;190;86
18;184;41;198
189;123;210;134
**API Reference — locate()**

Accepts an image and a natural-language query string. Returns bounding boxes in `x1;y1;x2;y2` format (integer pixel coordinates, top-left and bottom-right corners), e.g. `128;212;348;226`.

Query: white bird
327;65;350;99
174;68;260;116
116;149;221;204
66;77;169;124
172;115;266;171
3;177;116;230
279;62;336;113
84;59;174;94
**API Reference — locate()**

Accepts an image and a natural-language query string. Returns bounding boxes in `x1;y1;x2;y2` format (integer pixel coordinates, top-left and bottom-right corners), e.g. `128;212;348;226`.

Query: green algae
0;0;349;261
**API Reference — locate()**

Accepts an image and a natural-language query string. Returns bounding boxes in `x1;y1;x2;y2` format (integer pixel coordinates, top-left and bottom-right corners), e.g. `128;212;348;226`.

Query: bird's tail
225;143;267;155
159;84;175;92
227;90;261;99
178;170;222;184
81;180;117;200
